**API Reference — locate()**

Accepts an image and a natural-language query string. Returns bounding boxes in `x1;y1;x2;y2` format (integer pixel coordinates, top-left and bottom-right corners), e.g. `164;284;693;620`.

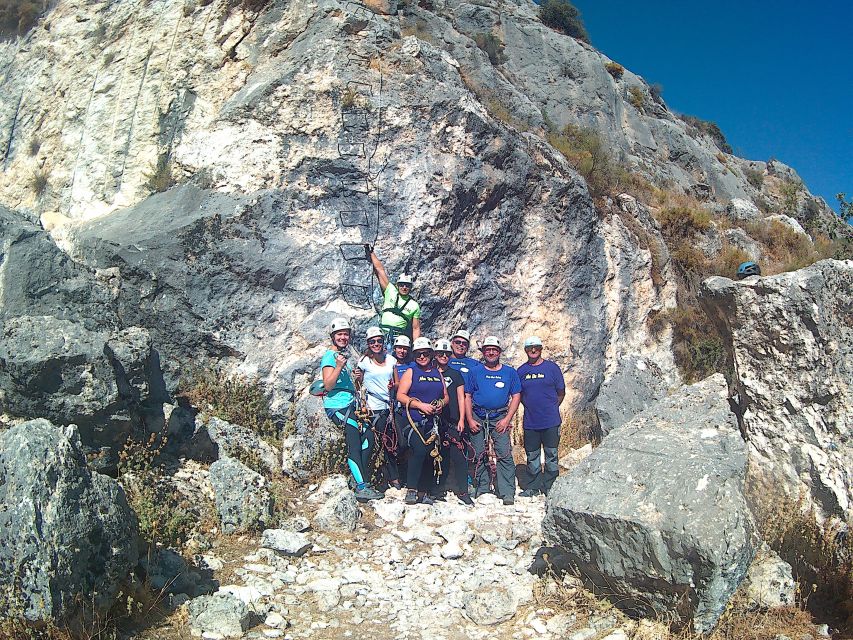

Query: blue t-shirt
517;360;565;430
394;362;412;381
467;364;521;416
404;364;445;422
320;350;356;410
448;356;481;386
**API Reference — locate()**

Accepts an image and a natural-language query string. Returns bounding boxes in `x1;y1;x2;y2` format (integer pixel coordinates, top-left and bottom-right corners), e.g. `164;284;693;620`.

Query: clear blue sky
569;0;852;214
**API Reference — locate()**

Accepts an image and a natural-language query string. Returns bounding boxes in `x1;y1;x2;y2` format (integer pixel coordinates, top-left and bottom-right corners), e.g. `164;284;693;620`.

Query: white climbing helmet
365;326;383;341
412;337;432;352
480;336;502;351
434;339;452;352
329;318;351;336
523;335;543;348
393;335;412;348
451;329;471;343
397;273;414;286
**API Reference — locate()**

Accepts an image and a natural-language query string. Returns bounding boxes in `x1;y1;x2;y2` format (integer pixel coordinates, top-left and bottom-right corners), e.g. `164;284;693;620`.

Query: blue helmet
736;261;761;279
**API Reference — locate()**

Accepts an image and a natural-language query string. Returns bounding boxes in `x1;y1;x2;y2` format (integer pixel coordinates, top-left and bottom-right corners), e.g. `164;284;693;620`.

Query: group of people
314;250;566;507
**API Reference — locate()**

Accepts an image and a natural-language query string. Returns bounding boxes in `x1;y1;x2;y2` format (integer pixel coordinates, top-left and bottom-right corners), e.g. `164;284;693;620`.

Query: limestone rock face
0;419;139;624
0;207;169;469
543;375;757;633
701;260;853;522
1;1;677;434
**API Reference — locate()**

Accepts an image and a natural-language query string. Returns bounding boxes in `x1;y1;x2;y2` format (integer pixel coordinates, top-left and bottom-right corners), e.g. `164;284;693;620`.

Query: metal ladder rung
340;209;370;227
341;282;373;309
339;243;370;262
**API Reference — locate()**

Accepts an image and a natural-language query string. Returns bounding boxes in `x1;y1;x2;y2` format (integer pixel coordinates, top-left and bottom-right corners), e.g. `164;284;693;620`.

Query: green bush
679;114;733;154
179;369;280;443
538;0;589;43
145;154;175;193
473;32;506;65
547;124;625;197
744;167;764;190
627;86;645;110
779;179;801;214
604;61;623;79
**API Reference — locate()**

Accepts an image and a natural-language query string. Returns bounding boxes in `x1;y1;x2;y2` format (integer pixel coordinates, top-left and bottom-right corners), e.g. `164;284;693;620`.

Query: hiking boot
502;496;515;506
456;492;474;507
354;486;384;502
404;489;418;505
418;494;435;505
519;488;541;498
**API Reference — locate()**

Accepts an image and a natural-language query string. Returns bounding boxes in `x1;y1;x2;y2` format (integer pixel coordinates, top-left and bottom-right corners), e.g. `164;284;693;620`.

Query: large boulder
701;260;852;522
595;356;669;437
0;419;139;624
543;375;757;633
209;457;273;533
192;415;279;473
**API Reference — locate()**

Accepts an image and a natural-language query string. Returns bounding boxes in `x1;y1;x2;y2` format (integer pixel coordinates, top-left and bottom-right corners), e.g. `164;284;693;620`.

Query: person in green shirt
369;248;421;342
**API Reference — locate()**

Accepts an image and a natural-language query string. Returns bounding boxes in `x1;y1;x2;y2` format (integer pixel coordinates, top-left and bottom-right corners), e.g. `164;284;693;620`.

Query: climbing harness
404;398;444;482
472;406;507;493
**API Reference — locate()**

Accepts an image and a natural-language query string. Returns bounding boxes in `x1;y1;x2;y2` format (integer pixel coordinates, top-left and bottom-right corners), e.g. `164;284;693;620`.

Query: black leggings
403;416;439;492
440;422;469;494
327;406;375;486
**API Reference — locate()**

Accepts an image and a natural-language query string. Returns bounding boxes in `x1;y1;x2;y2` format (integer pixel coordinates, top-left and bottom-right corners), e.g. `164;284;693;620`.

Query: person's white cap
523;335;543;348
480;336;502;351
434;339;451;352
451;329;471;342
412;337;432;351
365;326;383;341
397;273;414;285
393;335;411;347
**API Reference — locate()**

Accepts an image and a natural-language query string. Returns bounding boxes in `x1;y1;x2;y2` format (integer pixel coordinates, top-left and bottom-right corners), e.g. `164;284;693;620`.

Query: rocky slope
1;0;846;418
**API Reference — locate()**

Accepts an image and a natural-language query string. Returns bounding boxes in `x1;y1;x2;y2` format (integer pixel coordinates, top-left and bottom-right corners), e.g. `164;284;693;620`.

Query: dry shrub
748;482;852;629
547;124;627;197
119;430;203;550
654;205;712;239
604;61;624;79
473;32;506;65
664;306;727;383
178;368;280;443
706;592;821;640
740;219;835;274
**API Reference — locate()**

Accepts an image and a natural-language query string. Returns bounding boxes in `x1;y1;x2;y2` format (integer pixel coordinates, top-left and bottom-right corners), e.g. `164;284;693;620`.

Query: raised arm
369;249;390;292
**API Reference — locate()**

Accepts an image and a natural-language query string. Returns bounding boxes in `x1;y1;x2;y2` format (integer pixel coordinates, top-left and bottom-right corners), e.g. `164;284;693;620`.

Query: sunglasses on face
451;339;468;345
483;347;500;354
435;351;451;356
525;346;542;350
413;351;433;358
367;338;384;345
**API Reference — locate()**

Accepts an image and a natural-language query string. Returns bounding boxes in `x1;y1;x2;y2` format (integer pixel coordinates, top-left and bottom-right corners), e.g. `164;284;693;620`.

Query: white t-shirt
357;354;397;410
